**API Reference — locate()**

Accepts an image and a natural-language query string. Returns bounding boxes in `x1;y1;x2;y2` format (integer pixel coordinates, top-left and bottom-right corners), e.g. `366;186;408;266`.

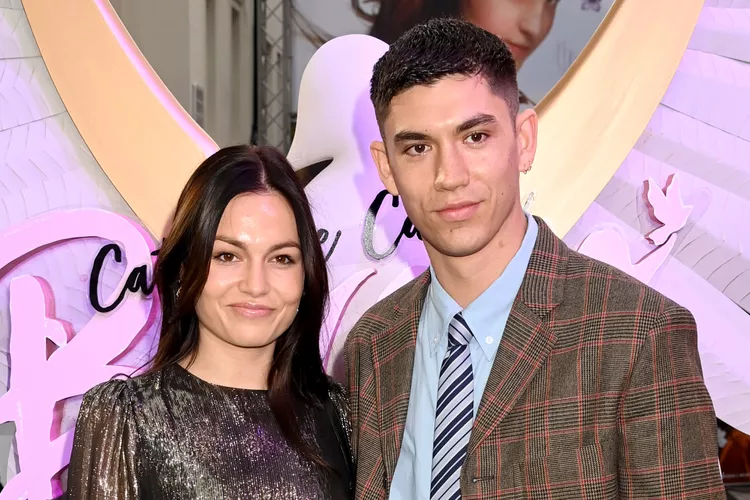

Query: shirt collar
426;268;461;357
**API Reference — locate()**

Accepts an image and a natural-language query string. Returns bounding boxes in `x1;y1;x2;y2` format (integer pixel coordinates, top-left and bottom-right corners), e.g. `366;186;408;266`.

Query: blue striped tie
431;312;474;500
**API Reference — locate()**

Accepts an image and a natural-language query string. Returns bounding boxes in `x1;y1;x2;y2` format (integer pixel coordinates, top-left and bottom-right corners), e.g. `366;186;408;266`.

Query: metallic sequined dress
65;364;353;499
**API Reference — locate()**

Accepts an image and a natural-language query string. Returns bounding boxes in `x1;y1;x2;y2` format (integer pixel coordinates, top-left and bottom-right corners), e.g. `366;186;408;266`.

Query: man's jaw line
423;205;528;307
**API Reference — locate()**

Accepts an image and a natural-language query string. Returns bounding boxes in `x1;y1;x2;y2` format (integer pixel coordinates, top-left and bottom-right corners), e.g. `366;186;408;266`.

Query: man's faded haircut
370;17;520;129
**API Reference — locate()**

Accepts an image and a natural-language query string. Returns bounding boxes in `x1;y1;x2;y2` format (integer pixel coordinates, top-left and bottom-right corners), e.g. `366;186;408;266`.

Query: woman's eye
215;252;237;263
274;255;295;265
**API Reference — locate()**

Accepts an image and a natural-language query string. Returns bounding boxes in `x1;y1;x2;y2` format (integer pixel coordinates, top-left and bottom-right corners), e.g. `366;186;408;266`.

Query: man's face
371;74;537;260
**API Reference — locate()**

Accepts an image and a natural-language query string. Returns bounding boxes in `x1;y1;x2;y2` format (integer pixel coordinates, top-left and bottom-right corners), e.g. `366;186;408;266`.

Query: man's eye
466;132;487;144
406;144;429;156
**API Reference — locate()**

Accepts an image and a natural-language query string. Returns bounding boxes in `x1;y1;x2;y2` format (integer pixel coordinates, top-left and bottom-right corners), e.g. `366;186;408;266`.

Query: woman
66;146;352;498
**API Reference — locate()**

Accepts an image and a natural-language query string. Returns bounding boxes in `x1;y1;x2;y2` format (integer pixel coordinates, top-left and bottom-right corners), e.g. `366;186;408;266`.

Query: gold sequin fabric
65;364;352;499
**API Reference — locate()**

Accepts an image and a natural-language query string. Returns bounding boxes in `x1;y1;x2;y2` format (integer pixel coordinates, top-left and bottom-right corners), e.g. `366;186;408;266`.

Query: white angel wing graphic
565;1;750;433
287;34;430;374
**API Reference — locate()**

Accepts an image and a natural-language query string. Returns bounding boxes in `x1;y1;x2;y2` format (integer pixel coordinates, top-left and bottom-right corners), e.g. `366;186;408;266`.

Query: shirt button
434;336;438;344
485;336;494;345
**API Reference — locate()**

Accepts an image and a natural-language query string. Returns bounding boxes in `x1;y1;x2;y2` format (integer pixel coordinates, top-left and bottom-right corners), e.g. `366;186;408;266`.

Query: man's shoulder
347;271;428;342
564;246;686;317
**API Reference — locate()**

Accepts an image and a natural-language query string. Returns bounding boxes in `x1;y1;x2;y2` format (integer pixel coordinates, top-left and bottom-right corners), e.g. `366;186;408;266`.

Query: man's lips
436;202;480;222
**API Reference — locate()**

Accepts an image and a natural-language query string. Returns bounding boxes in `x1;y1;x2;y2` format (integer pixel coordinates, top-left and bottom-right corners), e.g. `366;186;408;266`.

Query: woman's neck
181;330;275;390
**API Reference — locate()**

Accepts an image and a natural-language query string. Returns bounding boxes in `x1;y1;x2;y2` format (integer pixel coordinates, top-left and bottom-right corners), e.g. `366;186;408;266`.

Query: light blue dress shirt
388;214;539;500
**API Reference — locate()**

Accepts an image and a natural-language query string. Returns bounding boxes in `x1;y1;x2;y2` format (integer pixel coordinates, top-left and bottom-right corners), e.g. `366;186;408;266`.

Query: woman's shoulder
80;377;131;409
74;378;137;439
68;373;162;493
80;369;163;413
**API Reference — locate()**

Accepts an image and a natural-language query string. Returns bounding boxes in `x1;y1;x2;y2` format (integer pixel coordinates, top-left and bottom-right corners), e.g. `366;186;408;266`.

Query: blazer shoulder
565;246;684;317
348;271;428;341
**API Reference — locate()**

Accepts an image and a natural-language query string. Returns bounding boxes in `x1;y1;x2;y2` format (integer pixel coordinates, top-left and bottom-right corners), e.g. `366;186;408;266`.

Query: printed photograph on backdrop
292;0;613;112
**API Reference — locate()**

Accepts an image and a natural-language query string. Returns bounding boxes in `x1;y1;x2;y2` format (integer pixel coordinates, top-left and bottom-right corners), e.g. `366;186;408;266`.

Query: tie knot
448;313;472;347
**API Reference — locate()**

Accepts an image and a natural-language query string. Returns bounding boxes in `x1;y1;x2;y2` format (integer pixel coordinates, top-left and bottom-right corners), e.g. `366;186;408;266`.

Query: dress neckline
171;363;269;394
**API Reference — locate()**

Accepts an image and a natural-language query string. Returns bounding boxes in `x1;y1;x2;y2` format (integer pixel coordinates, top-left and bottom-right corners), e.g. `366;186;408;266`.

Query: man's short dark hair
370;17;520;129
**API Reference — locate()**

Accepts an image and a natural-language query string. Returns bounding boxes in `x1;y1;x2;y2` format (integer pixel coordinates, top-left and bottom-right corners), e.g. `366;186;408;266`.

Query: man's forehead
391;74;490;102
385;90;510;136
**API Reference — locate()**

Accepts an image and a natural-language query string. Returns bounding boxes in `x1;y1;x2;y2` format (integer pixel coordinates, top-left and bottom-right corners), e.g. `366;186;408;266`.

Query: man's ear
515;108;538;174
370;141;399;196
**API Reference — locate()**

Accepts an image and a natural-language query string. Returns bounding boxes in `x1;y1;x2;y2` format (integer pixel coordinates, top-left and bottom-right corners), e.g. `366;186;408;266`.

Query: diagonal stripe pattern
430;312;474;500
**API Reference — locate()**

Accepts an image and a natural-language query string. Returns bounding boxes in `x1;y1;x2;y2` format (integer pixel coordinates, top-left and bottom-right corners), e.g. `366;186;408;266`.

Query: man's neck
429;208;528;308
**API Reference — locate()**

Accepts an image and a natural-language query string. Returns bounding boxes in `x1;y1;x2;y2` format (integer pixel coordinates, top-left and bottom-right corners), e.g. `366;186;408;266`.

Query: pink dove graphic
644;173;693;246
578;175;690;284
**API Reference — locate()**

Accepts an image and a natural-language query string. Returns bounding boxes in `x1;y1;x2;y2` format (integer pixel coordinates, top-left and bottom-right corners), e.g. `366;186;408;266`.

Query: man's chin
427;235;489;259
437;246;486;259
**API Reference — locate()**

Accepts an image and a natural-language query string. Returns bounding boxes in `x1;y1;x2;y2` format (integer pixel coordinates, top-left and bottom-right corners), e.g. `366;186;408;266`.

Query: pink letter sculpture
0;209;158;500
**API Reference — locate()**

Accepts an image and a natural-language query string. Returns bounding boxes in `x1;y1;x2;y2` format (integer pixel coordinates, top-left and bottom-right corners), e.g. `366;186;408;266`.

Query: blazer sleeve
66;380;140;500
619;305;725;498
344;325;365;459
345;320;387;497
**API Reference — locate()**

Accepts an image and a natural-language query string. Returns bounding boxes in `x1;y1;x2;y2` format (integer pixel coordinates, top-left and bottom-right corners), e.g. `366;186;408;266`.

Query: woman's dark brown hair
150;145;330;463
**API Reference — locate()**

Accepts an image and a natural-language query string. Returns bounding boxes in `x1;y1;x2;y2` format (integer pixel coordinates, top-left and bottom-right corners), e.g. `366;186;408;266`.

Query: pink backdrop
0;0;748;497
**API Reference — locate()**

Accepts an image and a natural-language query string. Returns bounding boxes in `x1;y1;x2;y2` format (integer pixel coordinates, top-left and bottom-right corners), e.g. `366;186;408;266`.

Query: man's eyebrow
455;113;497;134
393;130;431;144
392;113;498;144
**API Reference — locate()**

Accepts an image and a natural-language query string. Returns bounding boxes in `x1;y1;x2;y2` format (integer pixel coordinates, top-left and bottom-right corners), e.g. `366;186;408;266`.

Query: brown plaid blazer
345;217;724;499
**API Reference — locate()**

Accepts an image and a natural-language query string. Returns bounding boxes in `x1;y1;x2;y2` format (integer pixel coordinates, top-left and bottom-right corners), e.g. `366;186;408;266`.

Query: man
345;18;724;500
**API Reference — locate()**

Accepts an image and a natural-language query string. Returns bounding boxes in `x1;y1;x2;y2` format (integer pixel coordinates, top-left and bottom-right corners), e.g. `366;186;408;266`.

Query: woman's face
462;0;558;68
195;192;304;354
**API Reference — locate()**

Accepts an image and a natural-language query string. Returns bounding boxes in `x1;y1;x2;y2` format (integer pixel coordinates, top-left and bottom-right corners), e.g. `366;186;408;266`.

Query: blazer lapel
469;217;568;455
371;270;430;481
